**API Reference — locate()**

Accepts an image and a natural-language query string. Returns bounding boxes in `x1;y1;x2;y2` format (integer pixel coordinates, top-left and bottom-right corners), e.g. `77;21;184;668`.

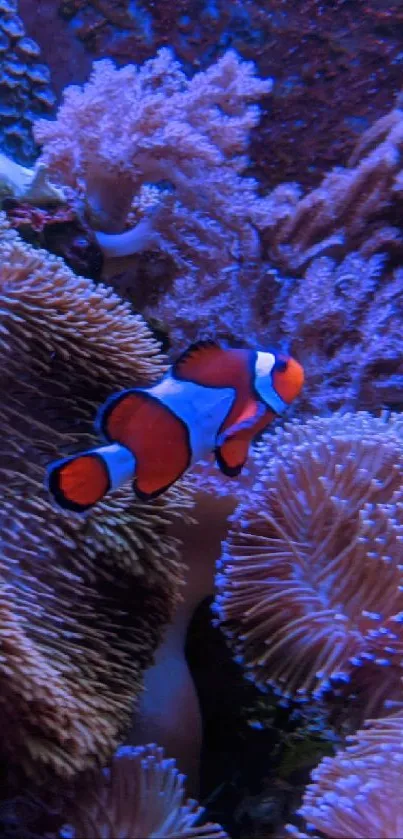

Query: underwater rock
213;412;403;725
0;212;193;782
0;1;57;164
4;197;104;279
0;151;65;204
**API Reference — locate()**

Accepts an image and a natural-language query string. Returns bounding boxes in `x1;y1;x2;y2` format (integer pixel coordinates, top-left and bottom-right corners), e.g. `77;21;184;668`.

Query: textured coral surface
0;0;56;163
214;413;403;722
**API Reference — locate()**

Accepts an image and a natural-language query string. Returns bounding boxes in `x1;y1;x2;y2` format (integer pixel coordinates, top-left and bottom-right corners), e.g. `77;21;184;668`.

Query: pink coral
33;48;273;347
34;47;271;240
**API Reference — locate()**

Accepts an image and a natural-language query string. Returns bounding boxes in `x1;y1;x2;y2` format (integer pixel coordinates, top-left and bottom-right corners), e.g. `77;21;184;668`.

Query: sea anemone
60;744;229;839
213;412;403;719
287;710;403;838
0;213;193;780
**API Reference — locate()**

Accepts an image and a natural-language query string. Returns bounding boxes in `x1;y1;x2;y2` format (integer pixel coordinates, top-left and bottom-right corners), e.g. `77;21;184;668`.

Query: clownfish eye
273;356;288;373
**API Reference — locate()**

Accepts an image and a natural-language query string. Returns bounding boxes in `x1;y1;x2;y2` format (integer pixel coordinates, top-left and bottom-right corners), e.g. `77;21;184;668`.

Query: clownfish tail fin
46;443;136;513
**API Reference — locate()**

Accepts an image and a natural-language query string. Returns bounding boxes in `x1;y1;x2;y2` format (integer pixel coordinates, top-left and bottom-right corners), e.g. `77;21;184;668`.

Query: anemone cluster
287;711;403;839
0;213;193;783
214;413;403;719
213;412;403;836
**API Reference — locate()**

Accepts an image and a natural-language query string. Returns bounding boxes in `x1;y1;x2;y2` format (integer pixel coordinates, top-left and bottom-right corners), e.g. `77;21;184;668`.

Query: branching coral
263;100;403;273
144;106;403;411
287;711;403;838
0;212;193;780
33;48;272;346
34;47;271;227
60;744;228;839
213;412;403;720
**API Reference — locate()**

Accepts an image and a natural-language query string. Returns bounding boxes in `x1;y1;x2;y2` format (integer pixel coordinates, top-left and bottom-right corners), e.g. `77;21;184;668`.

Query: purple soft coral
33;48;273;347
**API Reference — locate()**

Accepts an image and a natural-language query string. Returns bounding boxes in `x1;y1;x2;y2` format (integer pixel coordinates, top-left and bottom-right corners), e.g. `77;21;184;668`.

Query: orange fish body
46;341;304;512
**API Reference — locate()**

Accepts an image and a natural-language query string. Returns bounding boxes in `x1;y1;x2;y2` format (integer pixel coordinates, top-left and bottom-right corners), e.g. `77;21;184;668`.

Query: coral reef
60;744;229;838
0;212;193;781
0;0;56;164
33;49;272;305
213;412;403;722
6;4;403;836
287;710;403;838
23;0;401;191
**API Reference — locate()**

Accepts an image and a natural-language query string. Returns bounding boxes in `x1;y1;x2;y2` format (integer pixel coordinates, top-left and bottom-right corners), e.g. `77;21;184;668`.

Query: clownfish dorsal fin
172;339;226;384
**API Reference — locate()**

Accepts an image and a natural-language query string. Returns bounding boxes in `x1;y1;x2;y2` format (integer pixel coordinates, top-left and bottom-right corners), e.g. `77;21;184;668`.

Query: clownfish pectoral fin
46;443;136;513
215;401;266;448
214;407;264;477
172;339;232;385
215;435;251;477
215;403;275;477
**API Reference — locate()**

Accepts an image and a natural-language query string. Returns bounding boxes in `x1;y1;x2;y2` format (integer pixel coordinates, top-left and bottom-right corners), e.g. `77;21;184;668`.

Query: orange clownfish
46;340;304;512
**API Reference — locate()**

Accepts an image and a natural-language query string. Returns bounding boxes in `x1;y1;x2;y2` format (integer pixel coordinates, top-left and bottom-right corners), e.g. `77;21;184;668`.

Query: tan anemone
60;744;228;839
0;214;193;780
287;710;403;838
213;413;403;719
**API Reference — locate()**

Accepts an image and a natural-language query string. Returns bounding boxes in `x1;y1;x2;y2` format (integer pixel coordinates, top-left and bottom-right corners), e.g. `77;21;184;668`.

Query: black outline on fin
46;451;111;513
95;387;192;500
215;442;246;478
95;387;140;442
131;390;193;500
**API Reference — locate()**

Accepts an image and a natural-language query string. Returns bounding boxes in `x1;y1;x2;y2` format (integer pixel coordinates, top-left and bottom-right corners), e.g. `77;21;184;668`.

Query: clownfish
46;340;304;512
